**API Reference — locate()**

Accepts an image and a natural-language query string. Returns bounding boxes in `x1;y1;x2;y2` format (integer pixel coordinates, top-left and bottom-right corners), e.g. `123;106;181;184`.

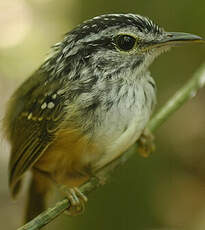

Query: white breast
93;73;156;169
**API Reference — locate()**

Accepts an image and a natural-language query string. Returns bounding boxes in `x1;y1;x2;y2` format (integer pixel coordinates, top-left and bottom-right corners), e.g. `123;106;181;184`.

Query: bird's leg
137;128;155;158
32;168;88;216
59;185;88;216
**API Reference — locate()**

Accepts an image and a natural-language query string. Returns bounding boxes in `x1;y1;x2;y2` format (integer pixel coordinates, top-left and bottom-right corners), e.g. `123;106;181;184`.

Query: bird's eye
115;34;136;51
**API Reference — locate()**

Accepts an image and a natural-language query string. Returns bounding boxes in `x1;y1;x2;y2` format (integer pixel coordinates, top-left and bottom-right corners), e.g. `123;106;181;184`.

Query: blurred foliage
0;0;205;230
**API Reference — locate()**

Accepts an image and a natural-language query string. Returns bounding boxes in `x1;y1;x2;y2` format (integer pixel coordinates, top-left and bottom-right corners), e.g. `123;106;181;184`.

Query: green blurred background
0;0;205;229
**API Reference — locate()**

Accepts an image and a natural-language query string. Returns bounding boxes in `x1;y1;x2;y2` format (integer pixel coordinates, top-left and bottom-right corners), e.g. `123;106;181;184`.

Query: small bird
3;13;204;222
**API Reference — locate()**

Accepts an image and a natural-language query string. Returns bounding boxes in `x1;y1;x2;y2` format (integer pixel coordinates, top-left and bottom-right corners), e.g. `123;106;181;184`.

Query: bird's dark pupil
116;35;136;51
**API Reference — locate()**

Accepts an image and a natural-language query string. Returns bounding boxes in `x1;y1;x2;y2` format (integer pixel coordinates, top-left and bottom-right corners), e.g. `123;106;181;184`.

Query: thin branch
17;63;205;230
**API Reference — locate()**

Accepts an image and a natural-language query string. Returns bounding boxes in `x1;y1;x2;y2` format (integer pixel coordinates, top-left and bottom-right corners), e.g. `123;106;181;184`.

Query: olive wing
7;74;68;197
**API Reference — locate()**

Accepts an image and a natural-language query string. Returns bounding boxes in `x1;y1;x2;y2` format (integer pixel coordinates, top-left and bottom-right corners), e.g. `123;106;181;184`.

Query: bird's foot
60;186;88;216
138;128;155;158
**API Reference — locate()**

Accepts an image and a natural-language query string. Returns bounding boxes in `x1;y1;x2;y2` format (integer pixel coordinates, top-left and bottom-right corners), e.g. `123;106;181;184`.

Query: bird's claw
60;186;88;216
138;129;155;158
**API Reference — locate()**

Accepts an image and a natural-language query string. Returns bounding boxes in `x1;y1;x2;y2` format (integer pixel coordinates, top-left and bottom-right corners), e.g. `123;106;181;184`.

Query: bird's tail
24;170;51;223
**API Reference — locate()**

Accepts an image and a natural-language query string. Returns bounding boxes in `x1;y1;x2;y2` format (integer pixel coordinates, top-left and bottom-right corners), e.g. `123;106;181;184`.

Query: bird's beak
147;32;205;49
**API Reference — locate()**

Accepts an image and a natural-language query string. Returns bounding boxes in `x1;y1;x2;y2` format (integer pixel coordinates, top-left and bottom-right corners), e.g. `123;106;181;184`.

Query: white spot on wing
27;113;32;120
52;94;57;99
47;102;55;109
41;102;47;110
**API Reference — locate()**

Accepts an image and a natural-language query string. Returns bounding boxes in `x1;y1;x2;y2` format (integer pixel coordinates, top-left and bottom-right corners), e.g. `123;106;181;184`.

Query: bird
3;13;204;222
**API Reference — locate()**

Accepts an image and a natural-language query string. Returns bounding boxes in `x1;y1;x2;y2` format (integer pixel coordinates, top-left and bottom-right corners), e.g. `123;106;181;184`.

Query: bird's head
43;14;204;80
